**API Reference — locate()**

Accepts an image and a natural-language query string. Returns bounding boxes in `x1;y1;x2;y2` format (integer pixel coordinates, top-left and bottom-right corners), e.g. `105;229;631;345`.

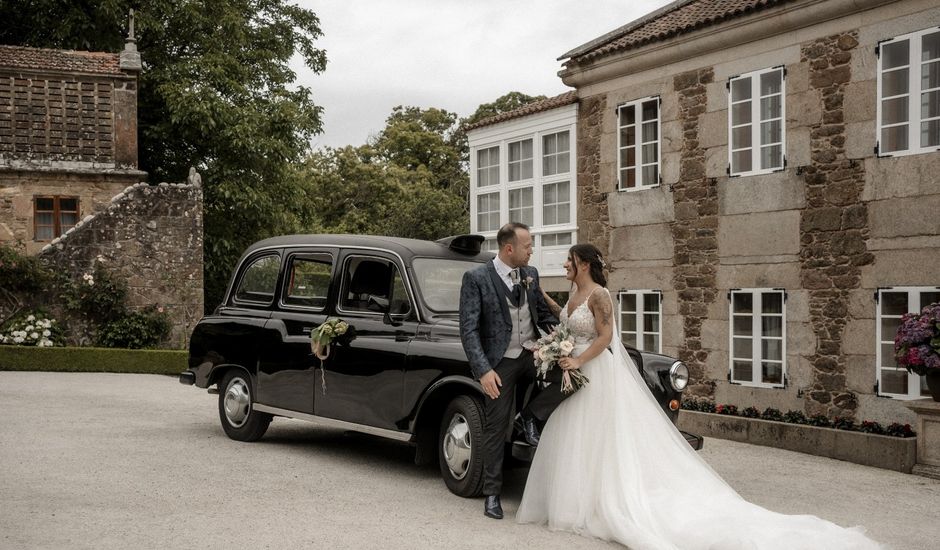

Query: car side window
282;253;332;309
341;256;410;315
234;254;280;305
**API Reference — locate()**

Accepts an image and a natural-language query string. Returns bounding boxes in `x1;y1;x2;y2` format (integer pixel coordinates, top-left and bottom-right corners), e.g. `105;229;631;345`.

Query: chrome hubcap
443;413;472;480
224;377;251;428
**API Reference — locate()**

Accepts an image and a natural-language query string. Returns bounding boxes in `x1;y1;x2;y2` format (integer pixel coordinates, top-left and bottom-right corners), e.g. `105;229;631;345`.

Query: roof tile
0;45;122;75
464;91;578;131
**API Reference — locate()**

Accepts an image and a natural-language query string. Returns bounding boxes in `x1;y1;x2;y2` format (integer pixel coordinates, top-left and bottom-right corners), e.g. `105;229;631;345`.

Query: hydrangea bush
0;313;61;347
894;302;940;376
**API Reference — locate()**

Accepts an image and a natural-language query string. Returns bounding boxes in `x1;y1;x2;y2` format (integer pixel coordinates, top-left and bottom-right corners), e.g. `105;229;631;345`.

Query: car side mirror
368;295;402;327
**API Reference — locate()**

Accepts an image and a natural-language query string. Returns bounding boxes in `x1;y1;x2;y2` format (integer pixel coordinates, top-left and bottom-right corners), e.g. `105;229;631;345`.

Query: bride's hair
569;244;607;287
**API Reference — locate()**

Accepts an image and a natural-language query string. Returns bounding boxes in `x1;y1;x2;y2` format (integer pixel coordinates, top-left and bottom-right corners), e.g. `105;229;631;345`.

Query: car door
314;250;418;430
256;248;336;414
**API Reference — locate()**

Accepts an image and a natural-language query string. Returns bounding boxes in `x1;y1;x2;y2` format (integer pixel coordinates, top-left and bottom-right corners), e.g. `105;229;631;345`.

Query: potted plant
895;302;940;401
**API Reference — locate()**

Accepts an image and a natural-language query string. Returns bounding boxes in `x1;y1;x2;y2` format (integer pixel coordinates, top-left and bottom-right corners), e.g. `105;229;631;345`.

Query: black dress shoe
521;413;541;447
484;495;503;519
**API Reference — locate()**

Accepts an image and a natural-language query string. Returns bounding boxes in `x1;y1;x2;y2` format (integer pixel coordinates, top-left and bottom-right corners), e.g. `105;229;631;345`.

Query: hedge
0;345;187;375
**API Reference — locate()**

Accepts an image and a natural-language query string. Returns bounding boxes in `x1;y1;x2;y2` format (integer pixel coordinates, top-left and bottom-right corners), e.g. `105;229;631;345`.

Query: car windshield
412;258;485;312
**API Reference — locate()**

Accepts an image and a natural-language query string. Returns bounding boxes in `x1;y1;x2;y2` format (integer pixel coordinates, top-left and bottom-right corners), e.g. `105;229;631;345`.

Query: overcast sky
293;0;672;149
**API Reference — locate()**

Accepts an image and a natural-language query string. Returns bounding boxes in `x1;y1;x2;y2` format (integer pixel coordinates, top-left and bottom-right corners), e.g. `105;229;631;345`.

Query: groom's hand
480;370;502;399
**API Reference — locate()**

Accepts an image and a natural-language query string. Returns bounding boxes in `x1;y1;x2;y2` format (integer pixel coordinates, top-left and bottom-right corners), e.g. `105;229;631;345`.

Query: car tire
218;370;272;442
438;395;485;498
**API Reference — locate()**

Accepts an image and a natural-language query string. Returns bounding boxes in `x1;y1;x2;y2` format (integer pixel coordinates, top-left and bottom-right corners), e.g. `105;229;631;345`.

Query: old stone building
0;33;204;347
471;0;940;424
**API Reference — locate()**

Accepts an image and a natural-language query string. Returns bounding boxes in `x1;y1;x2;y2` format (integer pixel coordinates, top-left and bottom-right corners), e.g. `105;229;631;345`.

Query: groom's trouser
523;373;571;423
481;351;534;496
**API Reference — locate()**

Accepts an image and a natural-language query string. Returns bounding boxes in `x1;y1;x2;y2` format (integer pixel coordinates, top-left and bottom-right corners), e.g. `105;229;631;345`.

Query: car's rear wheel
218;370;271;442
438;395;485;497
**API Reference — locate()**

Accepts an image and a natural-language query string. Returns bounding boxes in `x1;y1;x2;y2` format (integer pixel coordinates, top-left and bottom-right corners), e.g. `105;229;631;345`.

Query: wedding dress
516;288;881;550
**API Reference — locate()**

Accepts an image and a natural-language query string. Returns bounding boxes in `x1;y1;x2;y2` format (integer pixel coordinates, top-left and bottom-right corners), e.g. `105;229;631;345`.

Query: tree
451;91;547;164
0;0;327;310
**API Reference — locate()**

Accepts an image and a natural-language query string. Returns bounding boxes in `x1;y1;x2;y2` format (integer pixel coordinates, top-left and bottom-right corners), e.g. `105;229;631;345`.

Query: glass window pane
543;156;553;176
509;188;532;209
762;339;782;361
732;150;753;173
881;317;901;342
642;165;659;186
882;96;909;125
733;337;753;359
922;90;940;119
621;168;636;189
508;163;520;182
922;119;940;148
733;316;752;336
881;124;909;153
923;61;940;92
732;101;752;125
761;145;782;170
760;96;781;120
642;100;658;122
761;120;781;145
883;68;910;97
623;333;637;348
760;71;781;96
558;131;569;150
642;121;658;142
621;125;636;147
622;294;637;312
881;292;908;315
731;77;752;101
59;198;78;211
556;181;569;199
35;198;54;211
732;125;752;149
620;105;635;126
35;212;54;225
620;147;636;168
35;226;54;240
733;360;753;382
762;316;782;337
59;212;78;228
923;31;940;62
642;143;657;164
882;368;907;394
543;134;556;154
643;313;658;332
557;153;569;174
285;257;332;307
643;333;659;352
762;362;782;384
883;39;910;70
622;313;637;332
733;293;753;313
920;292;940;309
235;255;280;302
643;293;659;312
881;343;897;368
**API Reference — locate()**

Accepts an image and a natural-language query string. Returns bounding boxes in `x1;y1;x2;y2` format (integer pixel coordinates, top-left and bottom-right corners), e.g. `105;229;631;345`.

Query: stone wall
39;174;204;348
575;95;609;253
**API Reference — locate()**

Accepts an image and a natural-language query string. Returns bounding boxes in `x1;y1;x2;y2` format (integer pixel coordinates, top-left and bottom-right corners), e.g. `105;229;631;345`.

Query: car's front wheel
218;370;271;442
438;395;485;497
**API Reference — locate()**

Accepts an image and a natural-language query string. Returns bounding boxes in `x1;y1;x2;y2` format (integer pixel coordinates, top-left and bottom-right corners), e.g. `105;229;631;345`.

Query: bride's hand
559;356;582;370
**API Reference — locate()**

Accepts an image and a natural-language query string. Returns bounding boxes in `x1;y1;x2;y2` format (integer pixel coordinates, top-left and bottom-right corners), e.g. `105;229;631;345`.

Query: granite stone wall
39;174;203;348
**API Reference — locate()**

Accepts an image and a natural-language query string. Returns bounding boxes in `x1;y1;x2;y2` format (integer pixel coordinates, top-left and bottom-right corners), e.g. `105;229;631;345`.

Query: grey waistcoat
504;292;536;358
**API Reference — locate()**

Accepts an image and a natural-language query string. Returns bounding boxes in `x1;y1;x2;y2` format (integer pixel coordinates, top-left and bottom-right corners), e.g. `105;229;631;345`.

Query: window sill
616;184;660;193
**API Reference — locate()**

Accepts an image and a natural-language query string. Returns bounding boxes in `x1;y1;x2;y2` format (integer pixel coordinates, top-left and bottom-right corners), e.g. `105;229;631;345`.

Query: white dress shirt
492;256;518;291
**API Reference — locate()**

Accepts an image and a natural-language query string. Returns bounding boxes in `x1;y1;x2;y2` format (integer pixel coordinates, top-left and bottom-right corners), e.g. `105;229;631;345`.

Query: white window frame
727;66;786;176
476;191;500;232
507;138;533;182
728;288;787;388
876;28;940;157
541;180;571;227
618;290;662;353
508;186;534;226
875;286;940;399
476;146;500;187
542;130;570;176
616;96;661;191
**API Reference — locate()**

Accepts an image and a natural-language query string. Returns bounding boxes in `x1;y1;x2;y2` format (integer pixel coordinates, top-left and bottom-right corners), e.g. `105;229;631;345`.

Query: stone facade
0;43;145;255
39;175;204;348
561;0;940;424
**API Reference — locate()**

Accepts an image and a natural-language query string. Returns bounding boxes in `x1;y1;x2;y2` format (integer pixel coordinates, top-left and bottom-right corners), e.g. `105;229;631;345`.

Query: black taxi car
180;234;702;497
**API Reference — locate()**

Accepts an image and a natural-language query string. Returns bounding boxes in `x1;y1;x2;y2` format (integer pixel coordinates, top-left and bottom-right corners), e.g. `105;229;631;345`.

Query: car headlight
669;361;689;392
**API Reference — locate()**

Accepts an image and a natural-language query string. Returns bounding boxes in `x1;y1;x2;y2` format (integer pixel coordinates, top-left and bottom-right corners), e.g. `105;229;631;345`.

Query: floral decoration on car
311;318;353;393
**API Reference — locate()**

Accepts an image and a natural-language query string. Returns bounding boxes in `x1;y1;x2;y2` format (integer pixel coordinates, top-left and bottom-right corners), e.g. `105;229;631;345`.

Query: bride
516;243;881;550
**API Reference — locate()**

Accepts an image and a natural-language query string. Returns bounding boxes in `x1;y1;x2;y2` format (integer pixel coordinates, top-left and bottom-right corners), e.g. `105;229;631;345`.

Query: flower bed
679;400;917;473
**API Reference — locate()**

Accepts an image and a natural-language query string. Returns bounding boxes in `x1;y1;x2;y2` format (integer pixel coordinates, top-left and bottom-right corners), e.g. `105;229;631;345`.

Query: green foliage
741;406;761;418
452;91;548;163
0;345;186;374
782;410;808;424
0;311;64;347
0;1;327;313
715;404;738;415
832;417;856;431
62;264;127;323
885;422;915;438
806;414;832;427
858;420;886;435
95;305;171;349
761;407;784;421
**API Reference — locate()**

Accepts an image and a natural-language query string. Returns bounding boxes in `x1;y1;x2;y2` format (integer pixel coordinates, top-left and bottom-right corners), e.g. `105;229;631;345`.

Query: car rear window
233;254;280;304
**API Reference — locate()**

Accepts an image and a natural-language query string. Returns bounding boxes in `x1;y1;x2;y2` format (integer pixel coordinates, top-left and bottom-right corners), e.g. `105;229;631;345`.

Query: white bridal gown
516;289;881;550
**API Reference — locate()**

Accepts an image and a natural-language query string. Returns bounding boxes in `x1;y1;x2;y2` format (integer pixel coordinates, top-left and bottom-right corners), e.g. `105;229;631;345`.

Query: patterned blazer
459;261;558;380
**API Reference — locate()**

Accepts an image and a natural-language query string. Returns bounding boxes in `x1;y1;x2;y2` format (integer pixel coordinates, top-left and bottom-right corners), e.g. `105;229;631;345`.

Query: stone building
471;0;940;424
0;32;204;348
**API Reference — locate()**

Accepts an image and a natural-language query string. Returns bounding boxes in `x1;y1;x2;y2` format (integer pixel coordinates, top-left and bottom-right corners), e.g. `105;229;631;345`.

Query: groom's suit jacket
459;262;557;380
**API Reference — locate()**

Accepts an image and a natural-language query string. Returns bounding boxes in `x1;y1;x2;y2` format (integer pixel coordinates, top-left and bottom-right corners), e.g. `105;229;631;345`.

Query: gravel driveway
1;371;938;549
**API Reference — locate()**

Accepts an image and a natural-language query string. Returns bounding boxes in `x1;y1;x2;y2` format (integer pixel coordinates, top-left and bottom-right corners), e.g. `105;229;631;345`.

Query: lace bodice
560;288;607;344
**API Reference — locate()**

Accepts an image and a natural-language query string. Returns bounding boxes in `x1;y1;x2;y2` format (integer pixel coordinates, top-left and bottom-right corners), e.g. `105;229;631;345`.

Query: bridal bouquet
530;324;589;394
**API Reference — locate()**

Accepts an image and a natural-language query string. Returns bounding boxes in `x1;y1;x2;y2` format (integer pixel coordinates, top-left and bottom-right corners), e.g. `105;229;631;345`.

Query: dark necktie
512;283;523;306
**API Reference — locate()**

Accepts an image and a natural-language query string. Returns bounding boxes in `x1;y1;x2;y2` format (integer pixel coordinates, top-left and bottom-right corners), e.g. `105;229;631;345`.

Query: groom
459;222;565;519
